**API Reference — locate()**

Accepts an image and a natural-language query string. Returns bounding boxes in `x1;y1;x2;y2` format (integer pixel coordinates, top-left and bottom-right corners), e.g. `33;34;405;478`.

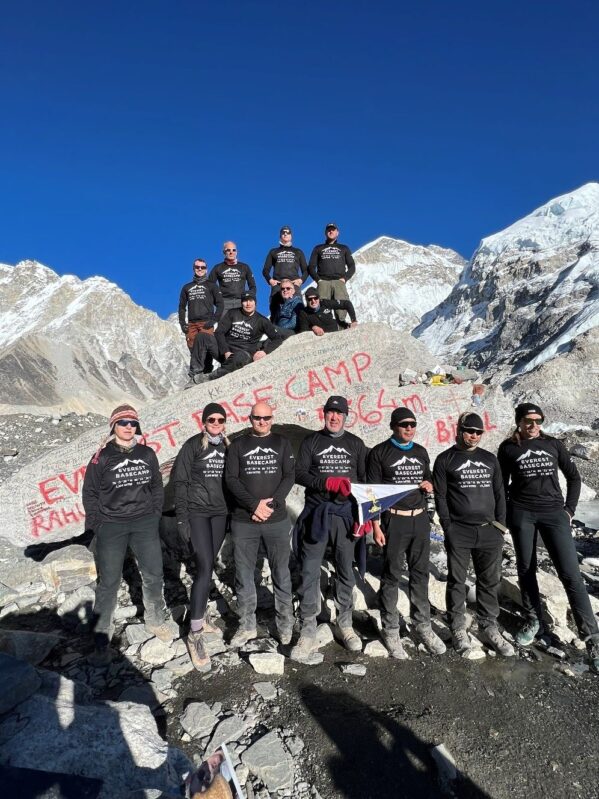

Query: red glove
352;520;373;539
325;476;352;496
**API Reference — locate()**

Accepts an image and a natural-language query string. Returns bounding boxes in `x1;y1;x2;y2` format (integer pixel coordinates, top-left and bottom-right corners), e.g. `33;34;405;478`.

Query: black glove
177;519;191;545
181;324;189;334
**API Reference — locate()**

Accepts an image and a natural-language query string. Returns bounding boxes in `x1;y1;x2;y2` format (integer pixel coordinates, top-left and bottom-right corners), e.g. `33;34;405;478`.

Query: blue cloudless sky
2;0;598;317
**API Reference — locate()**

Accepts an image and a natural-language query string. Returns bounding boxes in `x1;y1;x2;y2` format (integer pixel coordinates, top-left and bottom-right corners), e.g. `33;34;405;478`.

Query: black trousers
189;331;220;376
509;505;599;639
445;522;503;631
297;515;356;633
379;511;431;630
189;514;227;622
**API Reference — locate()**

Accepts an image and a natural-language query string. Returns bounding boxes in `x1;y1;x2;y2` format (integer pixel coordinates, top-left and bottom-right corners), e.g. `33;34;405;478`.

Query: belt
388;508;424;517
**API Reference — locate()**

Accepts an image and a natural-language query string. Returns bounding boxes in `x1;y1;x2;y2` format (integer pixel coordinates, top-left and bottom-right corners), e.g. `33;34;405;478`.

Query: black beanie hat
202;403;227;424
305;286;319;299
390;407;417;427
458;412;485;431
515;403;544;424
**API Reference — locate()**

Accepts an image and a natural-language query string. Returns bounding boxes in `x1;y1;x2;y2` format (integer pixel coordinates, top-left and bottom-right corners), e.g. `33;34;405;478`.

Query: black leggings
189;515;227;621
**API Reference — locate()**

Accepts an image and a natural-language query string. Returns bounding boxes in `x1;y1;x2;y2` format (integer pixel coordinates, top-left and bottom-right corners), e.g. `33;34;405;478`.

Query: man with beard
290;395;368;659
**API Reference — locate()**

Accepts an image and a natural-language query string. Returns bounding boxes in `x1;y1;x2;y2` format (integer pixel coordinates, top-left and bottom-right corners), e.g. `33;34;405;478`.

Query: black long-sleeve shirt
82;441;164;531
297;298;356;332
296;429;368;502
367;440;431;511
262;245;308;285
433;445;505;532
308;242;356;282
178;277;224;328
172;435;228;519
208;261;256;300
215;309;280;356
497;435;581;515
225;432;295;522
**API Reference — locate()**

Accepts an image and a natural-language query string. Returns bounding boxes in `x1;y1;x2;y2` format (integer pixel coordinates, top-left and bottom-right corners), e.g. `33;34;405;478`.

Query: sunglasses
281;286;294;291
206;416;225;424
194;265;207;270
522;418;543;426
116;420;137;427
251;415;272;421
281;230;291;234
461;427;483;435
224;248;237;253
307;296;320;302
397;421;417;429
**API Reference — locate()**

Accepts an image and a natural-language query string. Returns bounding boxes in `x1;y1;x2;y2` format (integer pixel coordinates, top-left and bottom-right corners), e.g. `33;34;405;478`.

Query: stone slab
0;652;41;714
241;730;294;791
0;629;62;665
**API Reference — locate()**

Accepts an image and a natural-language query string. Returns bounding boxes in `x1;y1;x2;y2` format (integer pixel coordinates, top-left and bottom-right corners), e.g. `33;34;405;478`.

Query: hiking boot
514;618;541;647
145;619;177;643
202;620;221;636
416;623;447;655
586;636;599;674
229;628;257;648
184;378;195;390
381;629;409;660
479;626;515;657
289;631;316;661
335;625;362;653
277;627;293;646
193;373;209;384
187;631;211;671
452;628;472;656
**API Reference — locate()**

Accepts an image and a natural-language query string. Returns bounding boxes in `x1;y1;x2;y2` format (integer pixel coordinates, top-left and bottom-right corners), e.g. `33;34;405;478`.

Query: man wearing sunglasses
498;403;599;671
270;279;303;334
297;286;357;335
433;412;514;658
208;241;256;312
308;223;355;323
367;408;446;658
179;259;224;386
225;402;296;648
263;226;308;318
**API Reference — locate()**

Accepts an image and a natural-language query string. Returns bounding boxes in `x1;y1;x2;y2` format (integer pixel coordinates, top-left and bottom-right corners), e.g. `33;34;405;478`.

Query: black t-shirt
308;242;356;281
82;441;164;530
296;429;368;502
215;309;279;355
178;277;224;327
367;440;431;510
262;245;308;284
172;435;228;518
497;435;581;515
225;431;295;523
433;445;505;531
297;298;356;332
208;261;256;299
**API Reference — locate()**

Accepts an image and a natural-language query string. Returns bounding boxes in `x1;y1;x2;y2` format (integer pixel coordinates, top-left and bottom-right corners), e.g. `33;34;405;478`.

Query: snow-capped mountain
0;260;188;415
414;183;599;378
349;236;465;330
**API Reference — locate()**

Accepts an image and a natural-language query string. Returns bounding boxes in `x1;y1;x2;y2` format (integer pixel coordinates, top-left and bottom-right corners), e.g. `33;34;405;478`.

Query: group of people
178;223;358;387
81;397;599;674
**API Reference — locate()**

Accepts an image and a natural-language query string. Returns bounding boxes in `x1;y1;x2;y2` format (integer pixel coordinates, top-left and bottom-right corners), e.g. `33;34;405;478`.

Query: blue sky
2;0;598;318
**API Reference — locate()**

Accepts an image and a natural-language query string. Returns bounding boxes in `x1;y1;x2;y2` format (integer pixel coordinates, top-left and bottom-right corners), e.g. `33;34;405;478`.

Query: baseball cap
323;395;349;415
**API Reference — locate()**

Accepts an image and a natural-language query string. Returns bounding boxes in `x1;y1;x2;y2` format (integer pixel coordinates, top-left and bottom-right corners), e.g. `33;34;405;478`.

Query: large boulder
0;324;514;546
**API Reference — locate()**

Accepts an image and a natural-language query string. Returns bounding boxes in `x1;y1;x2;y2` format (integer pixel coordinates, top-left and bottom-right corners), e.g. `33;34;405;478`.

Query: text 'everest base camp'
1;183;599;799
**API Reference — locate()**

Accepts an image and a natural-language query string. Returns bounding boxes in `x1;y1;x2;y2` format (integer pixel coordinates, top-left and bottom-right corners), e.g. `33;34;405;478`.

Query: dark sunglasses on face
116;420;137;427
523;418;543;426
194;265;207;270
224;248;237;253
251;415;272;421
397;421;417;429
206;416;225;424
461;427;483;435
307;297;319;302
281;286;294;291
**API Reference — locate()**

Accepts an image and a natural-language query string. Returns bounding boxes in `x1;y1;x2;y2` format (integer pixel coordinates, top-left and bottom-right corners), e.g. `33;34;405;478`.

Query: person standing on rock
297;286;358;335
208;241;256;312
433;411;514;658
497;403;599;671
179;258;224;387
368;407;446;659
291;395;369;659
262;225;308;317
308;223;355;323
225;402;296;648
82;404;173;666
172;403;230;671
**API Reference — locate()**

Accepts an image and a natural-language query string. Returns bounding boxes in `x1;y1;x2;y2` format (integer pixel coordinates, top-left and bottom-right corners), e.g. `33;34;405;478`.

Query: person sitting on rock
433;412;514;659
368;407;446;659
269;278;303;334
290;395;369;659
225;402;296;648
497;403;599;672
297;286;357;336
82;404;174;666
190;292;285;384
172;403;230;671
